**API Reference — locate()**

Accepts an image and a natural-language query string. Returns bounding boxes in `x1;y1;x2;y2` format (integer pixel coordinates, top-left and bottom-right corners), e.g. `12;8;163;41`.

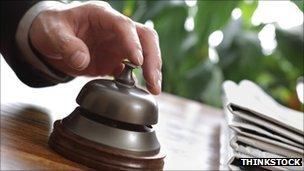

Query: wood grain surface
0;57;224;170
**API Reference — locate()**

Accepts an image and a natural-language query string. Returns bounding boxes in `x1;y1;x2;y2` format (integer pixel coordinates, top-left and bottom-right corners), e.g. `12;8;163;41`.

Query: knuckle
83;2;111;11
142;26;159;39
90;1;111;8
114;16;135;31
83;4;99;10
97;1;111;8
119;16;134;26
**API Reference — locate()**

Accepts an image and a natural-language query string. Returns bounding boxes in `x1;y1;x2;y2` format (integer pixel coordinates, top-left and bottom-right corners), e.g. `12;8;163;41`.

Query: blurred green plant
108;0;303;110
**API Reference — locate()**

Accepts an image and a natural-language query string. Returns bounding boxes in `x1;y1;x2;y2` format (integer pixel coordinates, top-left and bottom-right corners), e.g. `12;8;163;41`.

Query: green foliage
107;0;303;109
239;0;258;28
195;0;238;45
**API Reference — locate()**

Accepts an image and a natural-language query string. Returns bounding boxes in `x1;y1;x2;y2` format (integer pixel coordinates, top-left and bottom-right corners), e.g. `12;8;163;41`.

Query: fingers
115;19;143;66
92;5;162;94
136;23;162;95
95;6;143;66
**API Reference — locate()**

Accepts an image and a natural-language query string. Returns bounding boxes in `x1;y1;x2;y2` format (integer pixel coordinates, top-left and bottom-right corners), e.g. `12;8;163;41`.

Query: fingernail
135;49;143;65
70;51;87;70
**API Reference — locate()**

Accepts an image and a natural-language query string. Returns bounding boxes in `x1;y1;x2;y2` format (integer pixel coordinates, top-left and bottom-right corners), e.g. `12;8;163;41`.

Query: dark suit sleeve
0;1;73;87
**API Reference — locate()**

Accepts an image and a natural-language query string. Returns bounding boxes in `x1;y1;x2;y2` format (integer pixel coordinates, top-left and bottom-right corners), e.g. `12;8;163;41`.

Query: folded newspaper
220;80;304;170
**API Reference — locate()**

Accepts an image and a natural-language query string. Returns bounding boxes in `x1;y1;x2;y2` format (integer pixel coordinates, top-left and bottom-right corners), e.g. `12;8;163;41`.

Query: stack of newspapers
220;80;304;170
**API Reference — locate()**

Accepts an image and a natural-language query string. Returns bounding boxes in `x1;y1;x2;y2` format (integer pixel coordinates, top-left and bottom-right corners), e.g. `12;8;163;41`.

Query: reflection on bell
49;61;165;170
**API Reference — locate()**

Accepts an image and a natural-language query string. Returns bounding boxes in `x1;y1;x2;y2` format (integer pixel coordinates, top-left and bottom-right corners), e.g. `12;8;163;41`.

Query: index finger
90;5;144;66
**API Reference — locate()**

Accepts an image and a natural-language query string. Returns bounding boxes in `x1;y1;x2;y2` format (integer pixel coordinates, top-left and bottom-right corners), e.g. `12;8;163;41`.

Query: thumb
53;32;90;71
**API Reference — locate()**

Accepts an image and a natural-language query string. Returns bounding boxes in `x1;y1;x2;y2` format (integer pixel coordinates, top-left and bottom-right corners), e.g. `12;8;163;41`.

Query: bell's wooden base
49;120;165;171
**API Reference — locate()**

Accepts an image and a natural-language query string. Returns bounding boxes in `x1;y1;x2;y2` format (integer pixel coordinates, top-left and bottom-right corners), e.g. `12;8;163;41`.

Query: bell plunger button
115;61;137;86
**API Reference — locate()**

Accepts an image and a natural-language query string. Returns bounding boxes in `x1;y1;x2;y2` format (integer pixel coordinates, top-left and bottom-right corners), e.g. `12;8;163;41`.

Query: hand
29;2;162;94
